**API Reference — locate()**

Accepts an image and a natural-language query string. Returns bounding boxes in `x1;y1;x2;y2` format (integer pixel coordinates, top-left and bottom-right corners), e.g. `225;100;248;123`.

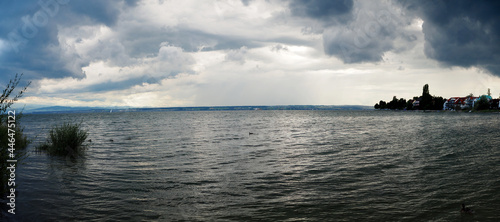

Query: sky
1;0;500;108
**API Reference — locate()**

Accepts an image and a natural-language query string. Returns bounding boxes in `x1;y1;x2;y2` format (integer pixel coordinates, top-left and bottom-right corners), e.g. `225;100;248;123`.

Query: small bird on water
460;203;474;214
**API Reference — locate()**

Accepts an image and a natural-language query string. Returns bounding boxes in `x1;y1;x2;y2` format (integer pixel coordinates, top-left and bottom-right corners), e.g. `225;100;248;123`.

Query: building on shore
443;95;497;110
443;97;469;110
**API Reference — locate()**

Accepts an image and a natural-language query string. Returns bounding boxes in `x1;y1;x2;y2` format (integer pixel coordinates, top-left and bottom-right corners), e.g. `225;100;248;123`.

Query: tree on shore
406;99;414;110
374;84;445;110
475;95;490;110
374;100;387;109
419;84;433;110
375;96;407;110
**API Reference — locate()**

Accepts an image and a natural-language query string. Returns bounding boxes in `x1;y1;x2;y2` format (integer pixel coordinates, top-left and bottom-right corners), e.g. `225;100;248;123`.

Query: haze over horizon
1;0;500;108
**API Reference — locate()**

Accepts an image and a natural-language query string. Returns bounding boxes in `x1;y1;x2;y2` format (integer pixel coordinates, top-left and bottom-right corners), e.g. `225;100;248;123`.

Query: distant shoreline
22;105;374;114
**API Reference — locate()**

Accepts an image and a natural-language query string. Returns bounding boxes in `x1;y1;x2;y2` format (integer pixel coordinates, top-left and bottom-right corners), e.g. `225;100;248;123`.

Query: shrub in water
38;122;88;156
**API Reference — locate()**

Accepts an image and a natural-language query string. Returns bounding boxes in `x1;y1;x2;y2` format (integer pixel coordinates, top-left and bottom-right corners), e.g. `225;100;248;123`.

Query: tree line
374;84;445;110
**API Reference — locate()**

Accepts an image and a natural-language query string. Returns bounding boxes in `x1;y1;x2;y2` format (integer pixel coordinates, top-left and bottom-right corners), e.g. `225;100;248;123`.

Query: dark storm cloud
0;0;264;87
286;0;417;64
290;0;353;22
0;0;71;82
399;0;500;76
80;75;162;93
302;1;412;64
0;0;138;83
58;0;139;27
62;1;122;27
292;0;500;74
120;25;310;60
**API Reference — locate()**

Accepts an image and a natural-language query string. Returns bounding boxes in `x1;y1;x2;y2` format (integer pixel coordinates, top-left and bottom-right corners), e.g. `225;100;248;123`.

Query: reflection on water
3;111;500;221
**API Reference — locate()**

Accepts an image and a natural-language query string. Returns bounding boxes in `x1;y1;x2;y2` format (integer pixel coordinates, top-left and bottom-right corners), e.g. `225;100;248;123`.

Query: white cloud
16;0;500;108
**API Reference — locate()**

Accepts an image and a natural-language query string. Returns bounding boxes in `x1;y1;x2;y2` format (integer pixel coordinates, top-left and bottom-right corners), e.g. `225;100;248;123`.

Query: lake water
3;110;500;221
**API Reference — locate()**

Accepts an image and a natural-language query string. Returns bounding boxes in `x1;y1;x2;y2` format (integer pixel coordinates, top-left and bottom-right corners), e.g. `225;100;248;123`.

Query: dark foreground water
2;110;500;221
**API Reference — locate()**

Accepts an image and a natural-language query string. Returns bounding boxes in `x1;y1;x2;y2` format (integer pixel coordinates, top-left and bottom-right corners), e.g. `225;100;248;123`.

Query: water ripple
7;111;500;221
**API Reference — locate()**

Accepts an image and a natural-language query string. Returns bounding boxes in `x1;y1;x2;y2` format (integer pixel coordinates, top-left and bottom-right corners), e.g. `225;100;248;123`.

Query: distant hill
22;105;373;114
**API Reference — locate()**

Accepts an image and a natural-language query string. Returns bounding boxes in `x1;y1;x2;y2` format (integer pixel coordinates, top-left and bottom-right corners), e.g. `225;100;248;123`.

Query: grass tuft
37;122;88;156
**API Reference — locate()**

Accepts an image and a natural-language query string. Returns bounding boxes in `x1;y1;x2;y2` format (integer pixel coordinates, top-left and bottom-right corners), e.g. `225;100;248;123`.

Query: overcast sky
1;0;500;108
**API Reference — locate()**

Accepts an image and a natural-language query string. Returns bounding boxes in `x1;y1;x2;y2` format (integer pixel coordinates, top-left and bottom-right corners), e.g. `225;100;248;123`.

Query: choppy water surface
5;111;500;221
